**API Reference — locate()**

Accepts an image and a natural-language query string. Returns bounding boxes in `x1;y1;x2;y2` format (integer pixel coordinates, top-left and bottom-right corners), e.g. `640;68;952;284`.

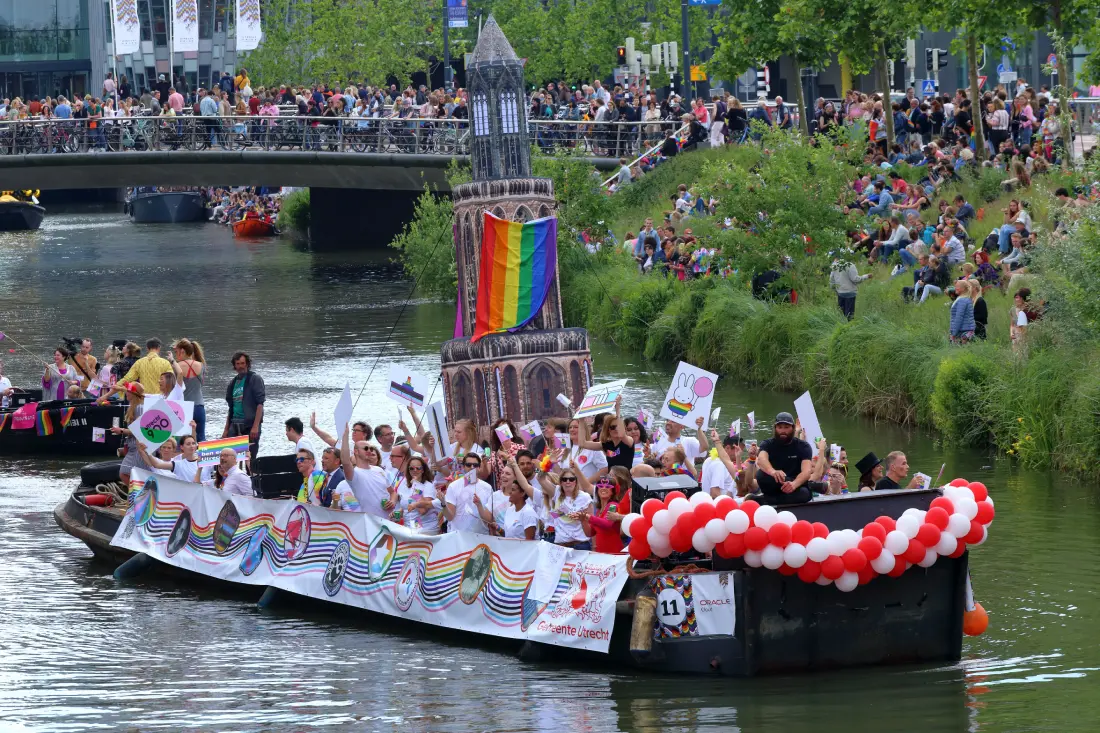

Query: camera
60;336;83;353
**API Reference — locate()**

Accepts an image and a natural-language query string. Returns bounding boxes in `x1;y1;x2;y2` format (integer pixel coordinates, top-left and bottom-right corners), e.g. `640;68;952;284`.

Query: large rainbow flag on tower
472;212;557;343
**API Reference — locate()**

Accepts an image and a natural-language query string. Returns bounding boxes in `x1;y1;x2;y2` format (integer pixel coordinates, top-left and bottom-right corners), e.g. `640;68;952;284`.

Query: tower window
473;94;489;137
499;91;518;134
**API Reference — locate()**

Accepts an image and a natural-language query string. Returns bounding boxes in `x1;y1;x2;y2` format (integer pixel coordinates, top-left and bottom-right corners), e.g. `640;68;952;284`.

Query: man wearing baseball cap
754;411;813;504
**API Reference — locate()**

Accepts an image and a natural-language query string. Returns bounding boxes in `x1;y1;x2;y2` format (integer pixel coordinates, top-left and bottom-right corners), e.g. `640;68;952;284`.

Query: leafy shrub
278;188;310;233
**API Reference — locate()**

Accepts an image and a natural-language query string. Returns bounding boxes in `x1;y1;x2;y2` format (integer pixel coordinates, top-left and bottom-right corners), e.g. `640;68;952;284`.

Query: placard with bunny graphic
659;361;720;430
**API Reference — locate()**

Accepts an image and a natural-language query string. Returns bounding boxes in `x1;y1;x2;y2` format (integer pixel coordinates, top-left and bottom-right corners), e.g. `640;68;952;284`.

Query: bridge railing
0;115;686;159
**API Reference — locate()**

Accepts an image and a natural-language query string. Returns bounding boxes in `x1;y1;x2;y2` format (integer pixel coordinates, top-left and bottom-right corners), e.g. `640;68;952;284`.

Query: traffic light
616;46;627;65
926;49;934;72
937;49;949;68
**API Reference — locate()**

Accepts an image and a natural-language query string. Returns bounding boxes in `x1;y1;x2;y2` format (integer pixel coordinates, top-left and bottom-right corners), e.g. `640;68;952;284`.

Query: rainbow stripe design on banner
472;212;557;342
196;435;250;465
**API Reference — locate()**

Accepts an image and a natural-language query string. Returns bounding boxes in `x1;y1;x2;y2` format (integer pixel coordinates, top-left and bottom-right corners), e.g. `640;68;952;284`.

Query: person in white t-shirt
652;417;710;465
701;434;746;498
444;452;495;534
567;418;608;480
0;360;13;409
139;434;207;483
399;455;441;534
500;484;538;540
374;423;397;470
548;466;594;549
285;416;315;458
340;421;396;518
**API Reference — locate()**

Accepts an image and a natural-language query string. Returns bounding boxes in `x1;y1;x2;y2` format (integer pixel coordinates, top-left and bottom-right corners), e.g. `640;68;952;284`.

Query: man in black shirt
754;412;813;505
873;451;921;491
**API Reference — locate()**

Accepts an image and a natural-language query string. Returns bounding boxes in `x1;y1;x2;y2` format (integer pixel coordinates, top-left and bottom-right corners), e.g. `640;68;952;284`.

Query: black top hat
855;452;881;476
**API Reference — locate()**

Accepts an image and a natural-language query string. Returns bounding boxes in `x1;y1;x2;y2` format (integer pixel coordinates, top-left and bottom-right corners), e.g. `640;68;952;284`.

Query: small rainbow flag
0;413;9;433
59;407;76;432
36;410;54;437
196;435;250;466
472;212;557;342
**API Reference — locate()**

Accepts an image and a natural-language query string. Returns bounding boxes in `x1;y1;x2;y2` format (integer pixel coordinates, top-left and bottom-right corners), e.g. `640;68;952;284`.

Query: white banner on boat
111;469;629;652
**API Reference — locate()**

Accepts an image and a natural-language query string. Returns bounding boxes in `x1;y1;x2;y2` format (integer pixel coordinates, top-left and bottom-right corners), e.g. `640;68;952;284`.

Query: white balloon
652;509;674;535
948;513;971;538
918;549;938;567
815;575;833;586
783;543;808;569
835;571;859;592
668;497;691;518
690;490;712;507
692;528;715;553
935;532;958;556
806;537;831;563
704;517;729;544
871;549;896;574
725;509;750;534
986;496;994;510
753;505;778;530
896;515;920;539
761;545;785;569
955;497;979;520
884;530;910;556
621;513;639;537
901;507;922;520
946;486;970;503
647;527;664;548
776;510;797;526
653;541;673;558
975;526;988;546
743;549;763;567
826;531;847;557
842;529;861;550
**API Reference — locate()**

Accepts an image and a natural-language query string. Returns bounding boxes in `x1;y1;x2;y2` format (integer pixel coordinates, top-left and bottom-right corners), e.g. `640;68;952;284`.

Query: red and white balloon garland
621;478;994;592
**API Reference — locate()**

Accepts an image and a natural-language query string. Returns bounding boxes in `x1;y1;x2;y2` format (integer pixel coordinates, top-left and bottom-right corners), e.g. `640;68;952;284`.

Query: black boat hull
0;399;126;456
129;192;206;223
0;201;45;231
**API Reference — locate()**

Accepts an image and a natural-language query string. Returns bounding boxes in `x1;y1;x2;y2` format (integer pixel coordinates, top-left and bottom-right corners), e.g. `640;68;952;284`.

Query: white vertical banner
111;0;141;55
236;0;262;51
172;0;200;52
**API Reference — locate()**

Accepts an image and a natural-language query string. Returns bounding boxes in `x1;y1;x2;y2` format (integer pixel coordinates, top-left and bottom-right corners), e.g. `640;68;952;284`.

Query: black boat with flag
0;190;45;231
0;389;126;456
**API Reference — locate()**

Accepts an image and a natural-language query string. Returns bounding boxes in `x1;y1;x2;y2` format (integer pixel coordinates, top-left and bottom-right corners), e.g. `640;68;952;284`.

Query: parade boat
231;217;277;238
0;391;127;456
126;188;207;223
55;467;992;677
0;190;45;231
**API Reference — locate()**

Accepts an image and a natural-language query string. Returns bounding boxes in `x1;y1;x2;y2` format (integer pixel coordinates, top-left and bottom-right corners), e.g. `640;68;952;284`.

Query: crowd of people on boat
203;187;282;226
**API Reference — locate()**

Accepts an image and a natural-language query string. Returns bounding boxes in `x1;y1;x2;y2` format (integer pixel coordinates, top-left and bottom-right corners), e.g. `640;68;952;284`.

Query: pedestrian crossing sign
921;79;937;96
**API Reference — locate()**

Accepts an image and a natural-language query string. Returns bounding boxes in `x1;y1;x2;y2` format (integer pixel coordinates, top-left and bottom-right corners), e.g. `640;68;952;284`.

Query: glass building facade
0;0;92;100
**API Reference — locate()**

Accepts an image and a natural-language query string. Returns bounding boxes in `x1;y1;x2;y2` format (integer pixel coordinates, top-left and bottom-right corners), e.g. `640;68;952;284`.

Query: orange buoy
84;493;114;507
963;602;989;636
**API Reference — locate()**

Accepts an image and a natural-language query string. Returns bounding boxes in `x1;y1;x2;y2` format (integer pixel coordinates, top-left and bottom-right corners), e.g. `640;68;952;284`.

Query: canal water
0;208;1095;732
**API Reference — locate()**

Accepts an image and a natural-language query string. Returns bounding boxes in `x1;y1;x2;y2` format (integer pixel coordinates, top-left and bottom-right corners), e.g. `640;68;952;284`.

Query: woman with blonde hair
97;382;149;484
968;278;988;339
172;338;207;441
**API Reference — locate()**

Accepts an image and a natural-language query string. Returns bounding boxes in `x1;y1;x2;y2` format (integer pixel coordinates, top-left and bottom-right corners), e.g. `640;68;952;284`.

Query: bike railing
0;115;686;158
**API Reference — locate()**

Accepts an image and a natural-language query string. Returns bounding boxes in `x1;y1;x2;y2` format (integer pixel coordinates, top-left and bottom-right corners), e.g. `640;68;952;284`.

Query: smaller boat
127;188;207;223
0;391;127;456
0;190;45;231
232;217;278;237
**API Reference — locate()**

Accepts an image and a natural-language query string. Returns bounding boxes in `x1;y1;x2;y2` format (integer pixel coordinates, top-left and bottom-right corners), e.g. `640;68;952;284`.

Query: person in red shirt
248;94;261;115
28;98;41;115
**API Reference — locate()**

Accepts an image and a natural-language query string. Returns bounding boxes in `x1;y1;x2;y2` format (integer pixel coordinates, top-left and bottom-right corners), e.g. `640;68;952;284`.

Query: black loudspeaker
630;474;700;514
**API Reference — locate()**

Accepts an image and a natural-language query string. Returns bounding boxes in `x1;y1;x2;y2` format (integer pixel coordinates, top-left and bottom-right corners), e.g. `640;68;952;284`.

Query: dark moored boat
127;189;207;223
0;196;45;231
0;389;126;456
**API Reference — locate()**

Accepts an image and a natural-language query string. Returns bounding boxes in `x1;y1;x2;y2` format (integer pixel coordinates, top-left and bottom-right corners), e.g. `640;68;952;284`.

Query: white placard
135;397;177;452
333;383;353;444
532;541;570;603
165;398;195;436
659;361;719;430
517;420;540;442
710;406;721;423
387;364;430;409
692;573;736;636
730;419;741;438
793;391;824;457
747;411;755;429
424;401;452;462
574;379;628;419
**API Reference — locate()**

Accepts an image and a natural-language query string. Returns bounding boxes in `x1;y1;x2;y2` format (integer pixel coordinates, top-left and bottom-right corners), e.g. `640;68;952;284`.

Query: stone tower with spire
440;16;592;431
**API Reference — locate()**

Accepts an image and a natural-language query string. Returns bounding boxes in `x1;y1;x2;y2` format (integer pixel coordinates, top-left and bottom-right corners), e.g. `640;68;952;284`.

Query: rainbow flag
59;407;76;432
36;410;54;436
472;212;557;342
0;413;9;433
196;435;250;466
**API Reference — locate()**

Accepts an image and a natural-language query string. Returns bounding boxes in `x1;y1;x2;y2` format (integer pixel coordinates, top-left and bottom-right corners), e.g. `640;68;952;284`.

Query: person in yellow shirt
118;337;173;394
235;69;250;96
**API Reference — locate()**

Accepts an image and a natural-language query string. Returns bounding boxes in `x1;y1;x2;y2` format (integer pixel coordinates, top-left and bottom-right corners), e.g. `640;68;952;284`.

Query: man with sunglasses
339;421;394;518
295;448;331;507
443;453;494;535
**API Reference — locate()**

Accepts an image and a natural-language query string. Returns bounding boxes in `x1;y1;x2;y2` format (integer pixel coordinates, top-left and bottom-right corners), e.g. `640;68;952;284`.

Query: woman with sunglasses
582;476;625;553
574;395;634;473
443;452;495;535
549;458;594;549
566;418;608;481
401;455;441;534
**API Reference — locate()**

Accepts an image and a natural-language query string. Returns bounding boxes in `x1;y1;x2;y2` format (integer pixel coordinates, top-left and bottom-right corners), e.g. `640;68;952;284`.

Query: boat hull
232;218;276;237
0;201;45;231
129;192;206;223
0;400;126;456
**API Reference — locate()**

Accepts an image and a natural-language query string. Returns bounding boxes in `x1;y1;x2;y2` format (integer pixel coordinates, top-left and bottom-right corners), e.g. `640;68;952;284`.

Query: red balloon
778;563;798;576
744;526;769;552
675;511;698;537
888;555;908;577
862;522;887;543
630;519;651;542
842;548;868;573
916;522;941;548
640;498;663;521
964;520;985;545
812;522;830;539
949;541;967;558
663;491;687;507
903;539;927;565
797;560;822;583
949;478;970;487
714;496;737;518
857;536;883;560
857;564;876;585
975;500;995;524
929;496;955;515
668;526;692;553
695;502;717;524
875;515;897;532
740;499;759;521
628;537;651;560
925;506;950;530
821;555;845;580
791;520;815;545
967;482;989;502
767;522;792;548
718;533;746;558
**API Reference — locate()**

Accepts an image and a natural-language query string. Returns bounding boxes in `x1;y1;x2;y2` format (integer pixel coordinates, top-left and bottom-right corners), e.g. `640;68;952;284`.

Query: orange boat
231;217;277;237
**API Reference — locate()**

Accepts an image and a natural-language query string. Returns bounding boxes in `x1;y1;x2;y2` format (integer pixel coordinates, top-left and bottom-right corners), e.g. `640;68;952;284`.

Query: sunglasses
295;457;310;463
561;477;577;483
463;463;480;468
410;465;423;471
